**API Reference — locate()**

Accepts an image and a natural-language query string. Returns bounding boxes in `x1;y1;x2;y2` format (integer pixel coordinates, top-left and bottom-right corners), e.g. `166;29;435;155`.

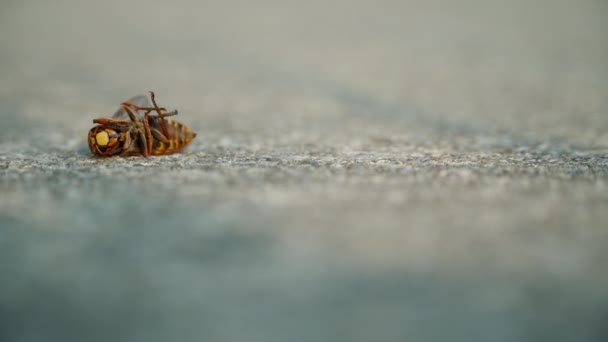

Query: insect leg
157;110;178;118
138;129;149;157
150;127;170;143
122;130;132;150
121;102;167;113
145;110;179;148
142;116;153;156
141;108;178;119
121;104;140;123
149;91;171;139
121;104;153;156
93;118;131;127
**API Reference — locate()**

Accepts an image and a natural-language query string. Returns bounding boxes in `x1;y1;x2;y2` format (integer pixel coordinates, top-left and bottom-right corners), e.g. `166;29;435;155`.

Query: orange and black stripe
151;118;197;155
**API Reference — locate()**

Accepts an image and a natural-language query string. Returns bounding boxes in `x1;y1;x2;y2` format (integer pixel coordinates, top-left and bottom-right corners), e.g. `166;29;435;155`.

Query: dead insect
88;91;196;157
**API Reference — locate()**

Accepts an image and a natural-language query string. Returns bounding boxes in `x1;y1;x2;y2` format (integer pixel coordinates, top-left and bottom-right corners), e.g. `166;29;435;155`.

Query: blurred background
1;0;607;341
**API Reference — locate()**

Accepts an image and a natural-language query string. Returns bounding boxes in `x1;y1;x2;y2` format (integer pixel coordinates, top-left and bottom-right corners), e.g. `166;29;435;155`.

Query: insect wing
111;95;150;119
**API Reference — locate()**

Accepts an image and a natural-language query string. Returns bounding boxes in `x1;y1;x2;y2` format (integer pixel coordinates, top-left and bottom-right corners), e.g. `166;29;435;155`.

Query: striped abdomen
150;118;197;155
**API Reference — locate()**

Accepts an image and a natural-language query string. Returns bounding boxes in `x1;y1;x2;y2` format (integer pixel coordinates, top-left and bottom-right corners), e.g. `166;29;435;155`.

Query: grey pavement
1;1;608;341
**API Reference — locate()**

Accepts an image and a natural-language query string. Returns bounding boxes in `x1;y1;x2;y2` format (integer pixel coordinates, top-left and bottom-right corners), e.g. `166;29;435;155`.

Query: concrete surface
1;0;608;341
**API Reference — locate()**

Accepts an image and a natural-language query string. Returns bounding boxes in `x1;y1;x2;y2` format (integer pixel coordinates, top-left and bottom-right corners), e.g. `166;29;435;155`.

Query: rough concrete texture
1;0;608;341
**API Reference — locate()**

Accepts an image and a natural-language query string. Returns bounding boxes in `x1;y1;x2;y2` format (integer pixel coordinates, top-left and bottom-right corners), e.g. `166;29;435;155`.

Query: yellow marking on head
95;131;109;146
